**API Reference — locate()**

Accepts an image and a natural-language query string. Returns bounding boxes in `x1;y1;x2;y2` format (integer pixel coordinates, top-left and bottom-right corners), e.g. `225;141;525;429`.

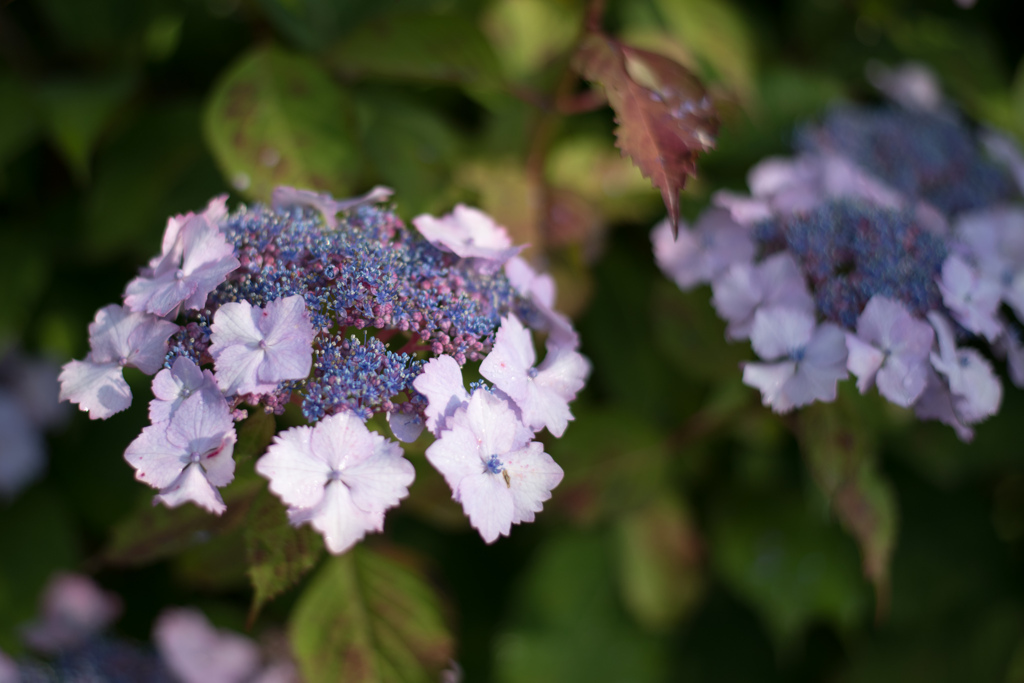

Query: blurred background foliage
2;0;1024;680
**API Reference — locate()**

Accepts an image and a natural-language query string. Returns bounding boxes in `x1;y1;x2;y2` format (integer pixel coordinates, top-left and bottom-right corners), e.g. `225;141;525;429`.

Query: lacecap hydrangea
653;74;1024;441
59;186;589;552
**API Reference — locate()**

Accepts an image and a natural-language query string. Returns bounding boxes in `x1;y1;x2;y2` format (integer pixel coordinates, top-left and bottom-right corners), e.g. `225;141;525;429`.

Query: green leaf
245;490;324;619
613;494;704;631
37;74;137;182
494;531;668;683
709;489;870;647
651;279;750;382
545;406;671;525
799;399;898;606
203;45;361;202
101;477;264;567
481;0;582;80
0;76;39;172
651;0;757;101
85;100;224;259
253;0;372;52
289;547;454;683
0;487;80;653
234;409;278;464
358;91;462;215
325;12;503;88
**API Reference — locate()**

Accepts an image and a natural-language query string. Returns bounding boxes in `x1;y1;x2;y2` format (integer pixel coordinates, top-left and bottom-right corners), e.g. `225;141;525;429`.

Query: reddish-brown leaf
572;33;718;235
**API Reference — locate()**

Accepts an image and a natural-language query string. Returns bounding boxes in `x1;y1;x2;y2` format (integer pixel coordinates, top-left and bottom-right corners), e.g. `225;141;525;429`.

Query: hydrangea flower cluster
59;187;588;552
654;86;1024;441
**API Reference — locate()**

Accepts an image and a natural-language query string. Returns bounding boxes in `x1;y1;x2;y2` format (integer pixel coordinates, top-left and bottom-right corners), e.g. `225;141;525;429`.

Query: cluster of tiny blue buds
167;201;531;422
797;105;1015;215
755;201;948;328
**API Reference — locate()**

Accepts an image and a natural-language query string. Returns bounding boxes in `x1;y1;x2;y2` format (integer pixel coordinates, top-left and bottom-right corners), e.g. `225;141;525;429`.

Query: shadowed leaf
799;400;898;611
245;490;324;621
572;33;718;234
614;494;704;631
100;477;264;567
325;12;503;87
203;45;360;201
289;547;454;683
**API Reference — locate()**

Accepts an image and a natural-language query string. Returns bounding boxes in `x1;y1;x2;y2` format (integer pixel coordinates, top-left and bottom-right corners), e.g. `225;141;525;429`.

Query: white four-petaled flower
123;388;237;514
209;295;315;395
256;411;414;554
425;389;563;544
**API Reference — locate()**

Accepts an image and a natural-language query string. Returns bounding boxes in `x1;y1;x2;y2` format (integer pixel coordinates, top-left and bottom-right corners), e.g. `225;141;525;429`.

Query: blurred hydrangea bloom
60;188;587;551
654;67;1024;440
0;351;66;502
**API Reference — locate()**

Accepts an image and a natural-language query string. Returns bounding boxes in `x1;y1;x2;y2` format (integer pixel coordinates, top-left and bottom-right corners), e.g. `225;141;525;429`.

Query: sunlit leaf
245;490;323;620
325;12;503;88
613;494;704;631
651;0;756;101
289;547;454;683
572;33;718;234
481;0;582;80
37;74;137;181
203;45;360;201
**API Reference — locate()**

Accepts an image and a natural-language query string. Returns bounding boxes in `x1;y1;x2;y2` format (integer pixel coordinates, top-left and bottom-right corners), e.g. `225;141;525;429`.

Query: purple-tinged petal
504;441;563;524
651;209;754;290
865;61;943;112
915;368;974;442
457;473;514;544
505;256;555;308
22;573;122;655
154;463;227;515
413;355;469;436
0;391;45;500
742;361;798;413
124;423;189;489
86;304;178;373
927;311;1003;423
210;296;313;395
712;253;813;340
256;425;326;509
149;357;222;424
256;295;314;383
875;354;929;408
272;186;394;229
58;360;131;420
749;306;816;361
997;324;1024;388
480;315;536;402
288;479;383;555
938;254;1003;341
387;411;424;443
846;333;886;394
712;190;773;225
125;213;239;317
154;607;260;683
783;323;848;407
413;204;521;266
981;129;1024;196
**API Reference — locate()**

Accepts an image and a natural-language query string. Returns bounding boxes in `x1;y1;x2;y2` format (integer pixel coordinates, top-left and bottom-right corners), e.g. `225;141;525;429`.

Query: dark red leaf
572;33;718;235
